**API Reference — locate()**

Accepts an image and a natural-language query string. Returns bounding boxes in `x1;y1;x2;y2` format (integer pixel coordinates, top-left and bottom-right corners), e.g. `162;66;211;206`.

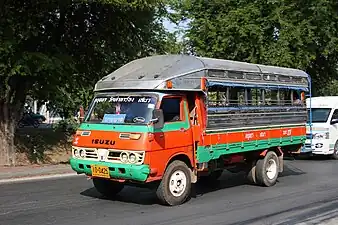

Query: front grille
73;147;145;165
85;149;98;159
305;143;312;148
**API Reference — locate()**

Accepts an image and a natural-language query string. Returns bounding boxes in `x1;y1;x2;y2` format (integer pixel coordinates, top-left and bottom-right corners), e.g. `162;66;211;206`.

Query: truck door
160;95;193;150
150;95;194;177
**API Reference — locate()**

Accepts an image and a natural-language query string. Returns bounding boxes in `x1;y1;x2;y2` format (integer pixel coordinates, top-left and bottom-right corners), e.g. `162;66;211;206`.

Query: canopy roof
94;54;310;92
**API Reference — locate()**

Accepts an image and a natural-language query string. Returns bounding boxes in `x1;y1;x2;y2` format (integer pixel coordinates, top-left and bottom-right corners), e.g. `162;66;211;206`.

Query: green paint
79;101;190;133
79;123;149;132
70;158;150;182
197;135;306;162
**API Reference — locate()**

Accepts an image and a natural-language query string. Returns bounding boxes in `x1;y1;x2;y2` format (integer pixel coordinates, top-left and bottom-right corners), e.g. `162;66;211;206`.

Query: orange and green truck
70;55;310;206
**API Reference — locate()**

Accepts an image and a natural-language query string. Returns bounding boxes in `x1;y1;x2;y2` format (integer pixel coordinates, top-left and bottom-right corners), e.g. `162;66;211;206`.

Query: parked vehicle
70;55;310;206
17;112;41;128
30;113;46;124
303;96;338;159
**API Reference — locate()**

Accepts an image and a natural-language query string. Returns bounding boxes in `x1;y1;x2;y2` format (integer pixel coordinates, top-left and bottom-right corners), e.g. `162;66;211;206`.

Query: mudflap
277;147;284;173
278;155;284;173
191;168;197;183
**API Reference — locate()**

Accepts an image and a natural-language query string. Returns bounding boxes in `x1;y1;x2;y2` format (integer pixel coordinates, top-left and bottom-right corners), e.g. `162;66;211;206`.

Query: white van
304;96;338;159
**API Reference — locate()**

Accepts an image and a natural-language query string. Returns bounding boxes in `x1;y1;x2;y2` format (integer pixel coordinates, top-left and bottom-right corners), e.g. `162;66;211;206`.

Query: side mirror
331;118;338;125
150;109;164;129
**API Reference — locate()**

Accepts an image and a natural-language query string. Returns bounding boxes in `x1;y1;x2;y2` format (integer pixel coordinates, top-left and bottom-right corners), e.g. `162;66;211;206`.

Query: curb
0;172;80;184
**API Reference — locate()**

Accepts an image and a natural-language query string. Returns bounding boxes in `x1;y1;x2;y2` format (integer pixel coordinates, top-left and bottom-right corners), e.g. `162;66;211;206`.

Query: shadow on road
80;163;305;206
279;162;306;178
80;186;159;205
288;154;335;161
192;162;306;198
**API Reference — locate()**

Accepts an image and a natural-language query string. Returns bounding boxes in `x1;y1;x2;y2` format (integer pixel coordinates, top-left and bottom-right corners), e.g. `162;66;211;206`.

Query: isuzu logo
97;149;109;161
91;139;116;145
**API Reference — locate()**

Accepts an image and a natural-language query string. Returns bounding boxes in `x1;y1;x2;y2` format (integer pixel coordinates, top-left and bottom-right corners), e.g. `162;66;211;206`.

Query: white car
304;96;338;159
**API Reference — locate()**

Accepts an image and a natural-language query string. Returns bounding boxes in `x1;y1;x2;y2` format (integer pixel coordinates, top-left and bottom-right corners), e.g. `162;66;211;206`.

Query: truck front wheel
156;160;192;206
255;151;279;187
92;178;124;198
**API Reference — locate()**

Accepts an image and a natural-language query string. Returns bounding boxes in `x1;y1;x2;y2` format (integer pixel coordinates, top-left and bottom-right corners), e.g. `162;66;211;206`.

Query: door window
160;97;182;123
331;109;338;121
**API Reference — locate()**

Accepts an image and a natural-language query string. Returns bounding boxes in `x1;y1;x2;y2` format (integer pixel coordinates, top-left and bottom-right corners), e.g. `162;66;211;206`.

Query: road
1;157;338;225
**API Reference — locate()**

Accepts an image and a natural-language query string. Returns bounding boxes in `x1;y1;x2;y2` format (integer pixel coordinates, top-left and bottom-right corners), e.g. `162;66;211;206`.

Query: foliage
320;80;338;96
15;127;72;164
168;0;338;96
53;118;80;135
0;0;168;165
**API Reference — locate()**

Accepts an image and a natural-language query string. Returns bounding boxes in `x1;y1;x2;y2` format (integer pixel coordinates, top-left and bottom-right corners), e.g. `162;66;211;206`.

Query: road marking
294;214;338;225
0;173;80;184
296;217;338;225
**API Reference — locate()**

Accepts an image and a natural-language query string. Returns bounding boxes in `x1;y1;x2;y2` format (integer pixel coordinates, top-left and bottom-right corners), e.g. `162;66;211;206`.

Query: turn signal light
129;133;141;140
119;133;141;140
166;80;173;89
201;77;207;91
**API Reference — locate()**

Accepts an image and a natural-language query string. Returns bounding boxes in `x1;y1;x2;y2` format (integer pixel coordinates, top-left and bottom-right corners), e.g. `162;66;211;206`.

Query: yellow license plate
91;165;110;178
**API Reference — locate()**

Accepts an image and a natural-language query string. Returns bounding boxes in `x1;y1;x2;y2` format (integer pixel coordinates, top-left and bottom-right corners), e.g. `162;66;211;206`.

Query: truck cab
305;96;338;159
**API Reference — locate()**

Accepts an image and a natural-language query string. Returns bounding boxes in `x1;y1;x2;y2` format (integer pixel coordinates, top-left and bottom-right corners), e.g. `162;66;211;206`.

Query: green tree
169;0;338;94
0;0;167;165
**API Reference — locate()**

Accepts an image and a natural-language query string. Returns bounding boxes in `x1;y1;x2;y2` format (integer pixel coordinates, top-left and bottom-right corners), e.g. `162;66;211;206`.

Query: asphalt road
1;157;338;225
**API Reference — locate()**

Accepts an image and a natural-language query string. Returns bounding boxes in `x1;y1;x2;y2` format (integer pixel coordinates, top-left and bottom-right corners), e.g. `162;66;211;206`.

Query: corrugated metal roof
94;54;310;91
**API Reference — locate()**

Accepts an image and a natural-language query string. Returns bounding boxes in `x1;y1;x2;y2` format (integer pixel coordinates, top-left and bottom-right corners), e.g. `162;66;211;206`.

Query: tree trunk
0;76;28;166
0;103;16;166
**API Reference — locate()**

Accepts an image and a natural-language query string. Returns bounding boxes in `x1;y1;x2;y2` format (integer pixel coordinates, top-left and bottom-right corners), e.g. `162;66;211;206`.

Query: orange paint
202;126;305;146
73;131;147;150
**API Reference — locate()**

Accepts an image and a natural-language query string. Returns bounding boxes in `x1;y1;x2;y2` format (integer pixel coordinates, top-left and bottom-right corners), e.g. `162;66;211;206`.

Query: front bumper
303;139;333;155
70;158;150;182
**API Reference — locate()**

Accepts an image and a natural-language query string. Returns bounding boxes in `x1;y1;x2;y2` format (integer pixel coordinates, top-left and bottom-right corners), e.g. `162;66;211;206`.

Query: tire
331;141;338;160
246;160;257;184
255;151;279;187
156;160;192;206
33;120;39;128
92;178;124;198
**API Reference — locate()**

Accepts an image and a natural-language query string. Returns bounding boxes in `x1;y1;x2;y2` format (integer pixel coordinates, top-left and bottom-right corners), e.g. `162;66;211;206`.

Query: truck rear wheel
92;178;124;198
156;160;192;206
255;151;279;187
246;160;257;184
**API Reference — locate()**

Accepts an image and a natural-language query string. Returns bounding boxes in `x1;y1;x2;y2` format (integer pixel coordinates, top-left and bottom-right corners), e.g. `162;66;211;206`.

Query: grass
14;126;73;165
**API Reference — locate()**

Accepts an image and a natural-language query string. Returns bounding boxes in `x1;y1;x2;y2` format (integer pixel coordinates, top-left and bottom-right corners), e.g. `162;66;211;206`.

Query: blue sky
163;18;178;33
162;18;189;41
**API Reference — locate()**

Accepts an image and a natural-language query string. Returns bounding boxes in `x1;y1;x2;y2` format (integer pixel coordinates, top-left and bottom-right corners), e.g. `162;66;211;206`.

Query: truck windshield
85;95;157;125
307;108;331;123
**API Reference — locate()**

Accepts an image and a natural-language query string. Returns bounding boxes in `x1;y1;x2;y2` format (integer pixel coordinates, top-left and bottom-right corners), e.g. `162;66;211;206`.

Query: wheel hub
169;170;187;197
266;159;277;180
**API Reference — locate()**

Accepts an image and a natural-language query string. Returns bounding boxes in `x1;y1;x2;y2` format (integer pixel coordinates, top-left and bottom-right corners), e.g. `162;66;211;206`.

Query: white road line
320;217;338;225
296;217;338;225
0;173;81;184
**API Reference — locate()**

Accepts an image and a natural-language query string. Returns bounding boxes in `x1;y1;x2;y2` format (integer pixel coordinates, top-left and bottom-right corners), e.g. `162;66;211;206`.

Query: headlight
120;152;129;163
129;153;137;163
74;149;80;158
79;149;86;158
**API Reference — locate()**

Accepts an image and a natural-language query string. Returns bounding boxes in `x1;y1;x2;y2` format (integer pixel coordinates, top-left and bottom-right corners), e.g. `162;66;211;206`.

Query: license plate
91;165;110;178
